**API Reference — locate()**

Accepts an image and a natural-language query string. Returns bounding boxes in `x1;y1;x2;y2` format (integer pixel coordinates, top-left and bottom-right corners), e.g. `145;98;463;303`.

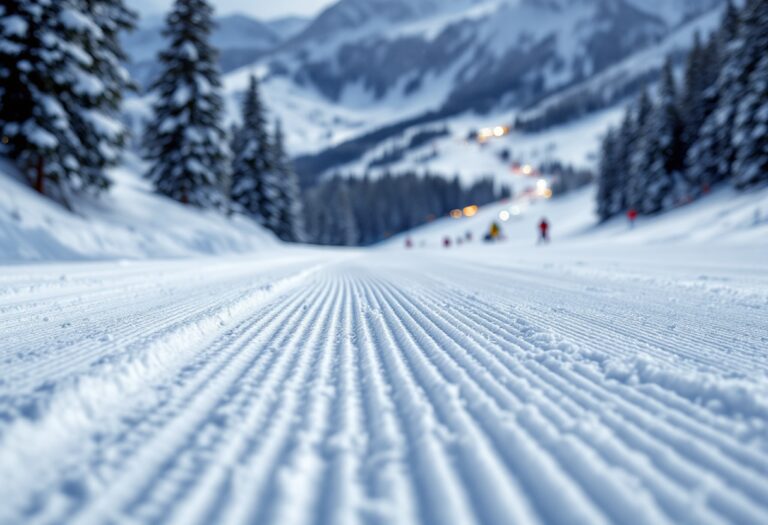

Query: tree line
304;173;510;246
0;0;305;242
596;0;767;222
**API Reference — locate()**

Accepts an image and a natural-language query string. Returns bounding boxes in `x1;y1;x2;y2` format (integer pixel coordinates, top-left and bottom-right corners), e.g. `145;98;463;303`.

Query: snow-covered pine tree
627;89;654;212
731;0;768;189
681;33;709;152
596;128;619;222
272;120;306;242
638;60;686;214
144;0;230;208
70;0;137;191
687;0;742;190
0;0;130;198
613;108;637;215
230;74;280;226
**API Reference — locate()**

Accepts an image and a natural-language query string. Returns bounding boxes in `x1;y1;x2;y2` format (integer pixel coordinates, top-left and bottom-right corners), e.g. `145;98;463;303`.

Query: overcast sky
132;0;336;20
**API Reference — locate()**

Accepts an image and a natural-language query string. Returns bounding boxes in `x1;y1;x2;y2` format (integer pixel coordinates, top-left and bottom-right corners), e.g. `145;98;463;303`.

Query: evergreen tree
638;60;686;214
627;89;654;211
144;0;229;207
596;0;767;215
732;0;768;188
272;120;306;242
230;75;279;226
681;33;709;152
72;0;137;191
613;108;636;214
687;0;742;189
0;0;132;199
596;128;619;221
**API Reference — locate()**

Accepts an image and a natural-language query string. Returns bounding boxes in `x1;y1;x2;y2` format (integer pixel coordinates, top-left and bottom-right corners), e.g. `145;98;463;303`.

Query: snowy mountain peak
292;0;488;43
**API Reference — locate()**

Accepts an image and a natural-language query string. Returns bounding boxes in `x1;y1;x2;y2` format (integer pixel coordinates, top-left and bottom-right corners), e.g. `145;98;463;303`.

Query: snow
81;110;124;139
1;149;767;523
59;8;101;36
1;15;28;37
0;155;275;263
171;85;192;107
179;41;199;62
0;219;767;523
73;72;106;98
22;124;58;149
2;2;765;521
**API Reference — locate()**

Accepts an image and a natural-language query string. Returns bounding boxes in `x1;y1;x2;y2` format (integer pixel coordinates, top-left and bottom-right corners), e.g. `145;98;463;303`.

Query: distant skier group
405;217;555;249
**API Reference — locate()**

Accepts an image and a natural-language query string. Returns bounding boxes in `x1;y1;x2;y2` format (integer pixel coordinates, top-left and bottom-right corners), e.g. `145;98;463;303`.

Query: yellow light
477;128;494;142
542;188;553;199
536;179;548;191
463;205;479;217
522;165;533;175
493;126;506;137
499;210;510;221
450;209;463;219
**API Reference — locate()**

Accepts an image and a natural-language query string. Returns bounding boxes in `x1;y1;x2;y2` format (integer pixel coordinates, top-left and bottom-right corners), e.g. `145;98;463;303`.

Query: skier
405;237;413;249
627;208;638;229
489;222;501;242
443;236;452;249
538;218;550;244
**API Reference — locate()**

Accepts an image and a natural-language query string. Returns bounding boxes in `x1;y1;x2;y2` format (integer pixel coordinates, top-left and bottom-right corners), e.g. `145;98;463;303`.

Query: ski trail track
0;249;766;525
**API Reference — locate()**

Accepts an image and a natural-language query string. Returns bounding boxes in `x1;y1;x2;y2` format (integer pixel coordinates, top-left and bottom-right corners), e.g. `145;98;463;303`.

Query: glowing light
450;209;463;219
536;179;548;191
463;205;479;217
522;164;533;176
499;210;510;221
477;126;509;143
542;188;553;199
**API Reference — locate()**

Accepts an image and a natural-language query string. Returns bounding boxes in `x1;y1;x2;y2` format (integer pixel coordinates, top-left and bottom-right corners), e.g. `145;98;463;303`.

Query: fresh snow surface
1;188;767;524
0;156;275;263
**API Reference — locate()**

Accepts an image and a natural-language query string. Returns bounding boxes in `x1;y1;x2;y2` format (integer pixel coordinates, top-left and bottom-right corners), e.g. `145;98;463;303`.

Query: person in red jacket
627;208;638;229
538;218;550;244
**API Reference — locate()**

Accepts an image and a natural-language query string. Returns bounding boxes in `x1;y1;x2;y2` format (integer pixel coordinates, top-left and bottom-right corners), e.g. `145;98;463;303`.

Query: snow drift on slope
0;156;275;263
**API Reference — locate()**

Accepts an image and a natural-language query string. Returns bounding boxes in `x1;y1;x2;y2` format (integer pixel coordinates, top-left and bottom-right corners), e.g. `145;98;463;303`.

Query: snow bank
0;155;275;263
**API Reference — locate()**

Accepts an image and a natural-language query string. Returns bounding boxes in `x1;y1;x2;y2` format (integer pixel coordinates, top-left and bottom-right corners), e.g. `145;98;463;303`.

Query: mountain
256;0;723;128
124;14;283;88
122;0;726;183
244;0;723;179
265;16;312;40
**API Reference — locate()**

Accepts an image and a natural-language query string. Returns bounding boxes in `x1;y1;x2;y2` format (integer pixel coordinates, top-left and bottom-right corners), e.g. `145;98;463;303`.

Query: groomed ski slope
1;244;767;525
